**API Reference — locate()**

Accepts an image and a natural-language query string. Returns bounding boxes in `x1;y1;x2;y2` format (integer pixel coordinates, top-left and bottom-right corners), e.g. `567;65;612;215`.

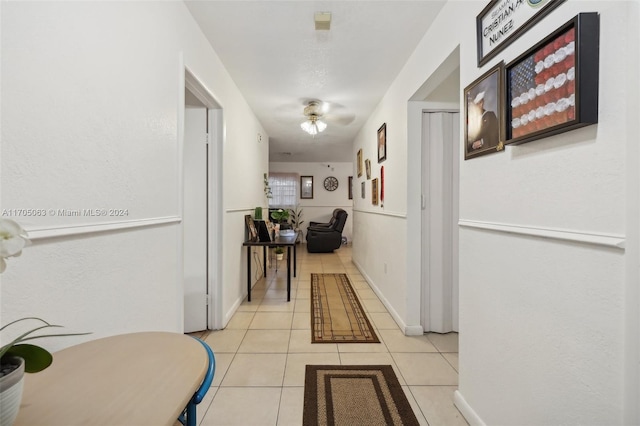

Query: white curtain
268;172;299;209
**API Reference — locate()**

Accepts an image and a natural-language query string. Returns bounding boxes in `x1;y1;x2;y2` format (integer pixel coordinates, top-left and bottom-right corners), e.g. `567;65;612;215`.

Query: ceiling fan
273;98;356;135
301;100;329;136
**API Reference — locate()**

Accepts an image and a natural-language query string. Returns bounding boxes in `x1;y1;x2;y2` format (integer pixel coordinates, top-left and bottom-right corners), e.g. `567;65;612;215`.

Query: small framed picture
365;159;371;180
300;176;314;199
377;123;387;163
361;181;365;199
244;215;258;242
357;149;363;177
464;62;504;160
348;176;353;200
372;178;379;205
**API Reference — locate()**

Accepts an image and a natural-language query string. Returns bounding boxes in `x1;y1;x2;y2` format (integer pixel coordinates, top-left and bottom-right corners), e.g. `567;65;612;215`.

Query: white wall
269;162;353;242
1;2;268;347
352;0;639;424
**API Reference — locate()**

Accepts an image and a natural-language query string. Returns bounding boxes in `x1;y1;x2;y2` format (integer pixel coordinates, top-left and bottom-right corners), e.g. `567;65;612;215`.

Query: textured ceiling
185;1;446;162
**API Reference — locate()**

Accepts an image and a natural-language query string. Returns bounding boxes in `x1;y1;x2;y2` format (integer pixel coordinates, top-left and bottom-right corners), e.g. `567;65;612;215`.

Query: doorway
183;93;208;332
421;111;460;333
182;68;223;333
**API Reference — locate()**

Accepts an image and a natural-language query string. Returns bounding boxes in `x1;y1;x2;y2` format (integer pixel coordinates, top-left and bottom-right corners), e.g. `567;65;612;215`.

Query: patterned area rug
303;365;419;426
310;273;379;343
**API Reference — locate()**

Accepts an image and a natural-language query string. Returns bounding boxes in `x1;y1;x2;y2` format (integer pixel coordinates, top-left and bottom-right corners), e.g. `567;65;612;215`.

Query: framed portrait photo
348;176;353;200
377;123;387;163
361;181;365;199
365;159;371;179
464;62;505;160
357;149;363;177
300;176;314;199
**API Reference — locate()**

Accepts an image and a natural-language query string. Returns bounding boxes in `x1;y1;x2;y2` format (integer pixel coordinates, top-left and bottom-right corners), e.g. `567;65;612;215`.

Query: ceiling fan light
301;115;327;136
300;120;315;134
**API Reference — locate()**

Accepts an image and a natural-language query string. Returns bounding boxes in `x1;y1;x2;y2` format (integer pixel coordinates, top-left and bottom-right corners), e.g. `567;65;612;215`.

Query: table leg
293;242;297;277
247;246;251;302
263;246;267;277
287;246;291;302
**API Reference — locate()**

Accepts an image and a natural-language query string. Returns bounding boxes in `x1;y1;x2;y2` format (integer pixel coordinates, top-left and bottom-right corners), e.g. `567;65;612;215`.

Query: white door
183;105;208;332
421;111;460;333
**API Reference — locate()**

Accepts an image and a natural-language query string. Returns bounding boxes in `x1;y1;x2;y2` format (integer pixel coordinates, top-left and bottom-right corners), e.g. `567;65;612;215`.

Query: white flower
0;219;30;273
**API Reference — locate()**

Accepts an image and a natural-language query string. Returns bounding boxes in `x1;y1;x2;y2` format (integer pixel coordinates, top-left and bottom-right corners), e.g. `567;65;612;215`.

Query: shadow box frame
504;12;600;146
463;62;505;160
300;176;314;199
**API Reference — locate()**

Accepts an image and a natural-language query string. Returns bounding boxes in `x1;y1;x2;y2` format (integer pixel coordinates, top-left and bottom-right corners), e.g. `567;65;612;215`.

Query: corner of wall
454;391;486;426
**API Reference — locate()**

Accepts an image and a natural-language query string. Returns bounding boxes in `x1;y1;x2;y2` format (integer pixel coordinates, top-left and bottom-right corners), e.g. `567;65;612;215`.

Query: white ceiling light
314;12;331;30
300;115;327;136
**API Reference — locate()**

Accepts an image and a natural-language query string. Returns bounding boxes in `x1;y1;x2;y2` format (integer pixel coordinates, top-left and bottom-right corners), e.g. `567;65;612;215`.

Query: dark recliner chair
306;209;348;253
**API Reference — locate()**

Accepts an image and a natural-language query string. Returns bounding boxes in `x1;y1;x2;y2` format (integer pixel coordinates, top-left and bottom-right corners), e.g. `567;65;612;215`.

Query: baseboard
454;391;486;426
404;325;424;335
224;297;243;328
351;259;423;335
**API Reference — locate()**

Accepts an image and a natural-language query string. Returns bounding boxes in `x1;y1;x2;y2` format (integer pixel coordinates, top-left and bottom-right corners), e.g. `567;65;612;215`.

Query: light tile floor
190;245;467;426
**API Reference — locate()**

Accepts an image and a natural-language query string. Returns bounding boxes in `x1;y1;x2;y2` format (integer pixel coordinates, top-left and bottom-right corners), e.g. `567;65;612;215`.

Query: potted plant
289;206;304;232
263;173;272;199
0;219;89;425
274;246;284;261
270;209;291;230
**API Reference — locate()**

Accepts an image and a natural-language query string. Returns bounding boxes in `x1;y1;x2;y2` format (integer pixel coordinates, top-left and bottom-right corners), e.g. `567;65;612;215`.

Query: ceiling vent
314;12;331;30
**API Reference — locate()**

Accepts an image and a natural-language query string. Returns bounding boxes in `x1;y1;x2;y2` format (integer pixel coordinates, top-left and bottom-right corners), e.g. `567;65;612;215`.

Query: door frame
178;62;224;331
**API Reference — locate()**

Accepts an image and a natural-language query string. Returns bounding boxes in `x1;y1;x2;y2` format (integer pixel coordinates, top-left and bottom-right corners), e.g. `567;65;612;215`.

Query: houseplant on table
0;218;90;426
274;246;284;261
270;208;290;226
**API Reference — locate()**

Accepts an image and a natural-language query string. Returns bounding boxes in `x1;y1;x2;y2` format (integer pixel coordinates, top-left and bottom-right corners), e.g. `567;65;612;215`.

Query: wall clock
323;176;339;191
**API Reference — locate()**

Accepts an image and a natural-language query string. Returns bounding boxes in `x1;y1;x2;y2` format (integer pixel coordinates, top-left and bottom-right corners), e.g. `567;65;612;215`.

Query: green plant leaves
4;344;53;373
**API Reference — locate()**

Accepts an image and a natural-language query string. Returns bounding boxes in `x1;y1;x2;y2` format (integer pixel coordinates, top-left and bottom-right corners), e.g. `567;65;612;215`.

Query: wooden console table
14;331;213;426
243;231;299;301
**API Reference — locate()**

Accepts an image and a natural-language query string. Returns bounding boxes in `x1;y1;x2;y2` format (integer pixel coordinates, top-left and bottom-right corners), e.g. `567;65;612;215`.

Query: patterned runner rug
303;365;419;426
311;273;379;343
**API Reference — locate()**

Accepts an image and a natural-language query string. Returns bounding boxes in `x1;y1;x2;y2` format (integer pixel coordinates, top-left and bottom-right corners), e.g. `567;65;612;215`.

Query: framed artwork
377;123;387;163
348;176;353;200
244;214;258;242
464;62;504;160
357;149;363;177
372;178;379;205
380;166;384;203
300;176;314;199
505;13;599;145
365;159;371;179
476;0;566;67
361;181;365;199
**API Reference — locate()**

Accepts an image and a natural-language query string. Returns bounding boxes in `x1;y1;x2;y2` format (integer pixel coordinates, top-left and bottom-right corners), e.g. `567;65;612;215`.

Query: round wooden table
14;331;209;426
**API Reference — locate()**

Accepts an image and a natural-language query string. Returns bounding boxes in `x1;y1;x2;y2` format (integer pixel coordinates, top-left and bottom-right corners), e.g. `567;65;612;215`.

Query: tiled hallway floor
190;245;467;425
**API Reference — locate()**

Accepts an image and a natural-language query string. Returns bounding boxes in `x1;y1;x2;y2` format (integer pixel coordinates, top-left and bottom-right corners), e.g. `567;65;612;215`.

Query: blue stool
178;338;216;426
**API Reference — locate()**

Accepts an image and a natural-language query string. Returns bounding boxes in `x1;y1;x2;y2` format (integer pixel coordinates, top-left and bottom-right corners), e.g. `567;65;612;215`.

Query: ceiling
184;1;447;163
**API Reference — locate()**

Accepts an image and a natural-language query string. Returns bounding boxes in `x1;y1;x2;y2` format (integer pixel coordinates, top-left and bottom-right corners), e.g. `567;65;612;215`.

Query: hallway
191;246;466;425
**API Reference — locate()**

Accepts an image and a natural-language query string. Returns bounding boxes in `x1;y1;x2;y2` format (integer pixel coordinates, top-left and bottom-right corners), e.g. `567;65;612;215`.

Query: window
268;172;298;209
